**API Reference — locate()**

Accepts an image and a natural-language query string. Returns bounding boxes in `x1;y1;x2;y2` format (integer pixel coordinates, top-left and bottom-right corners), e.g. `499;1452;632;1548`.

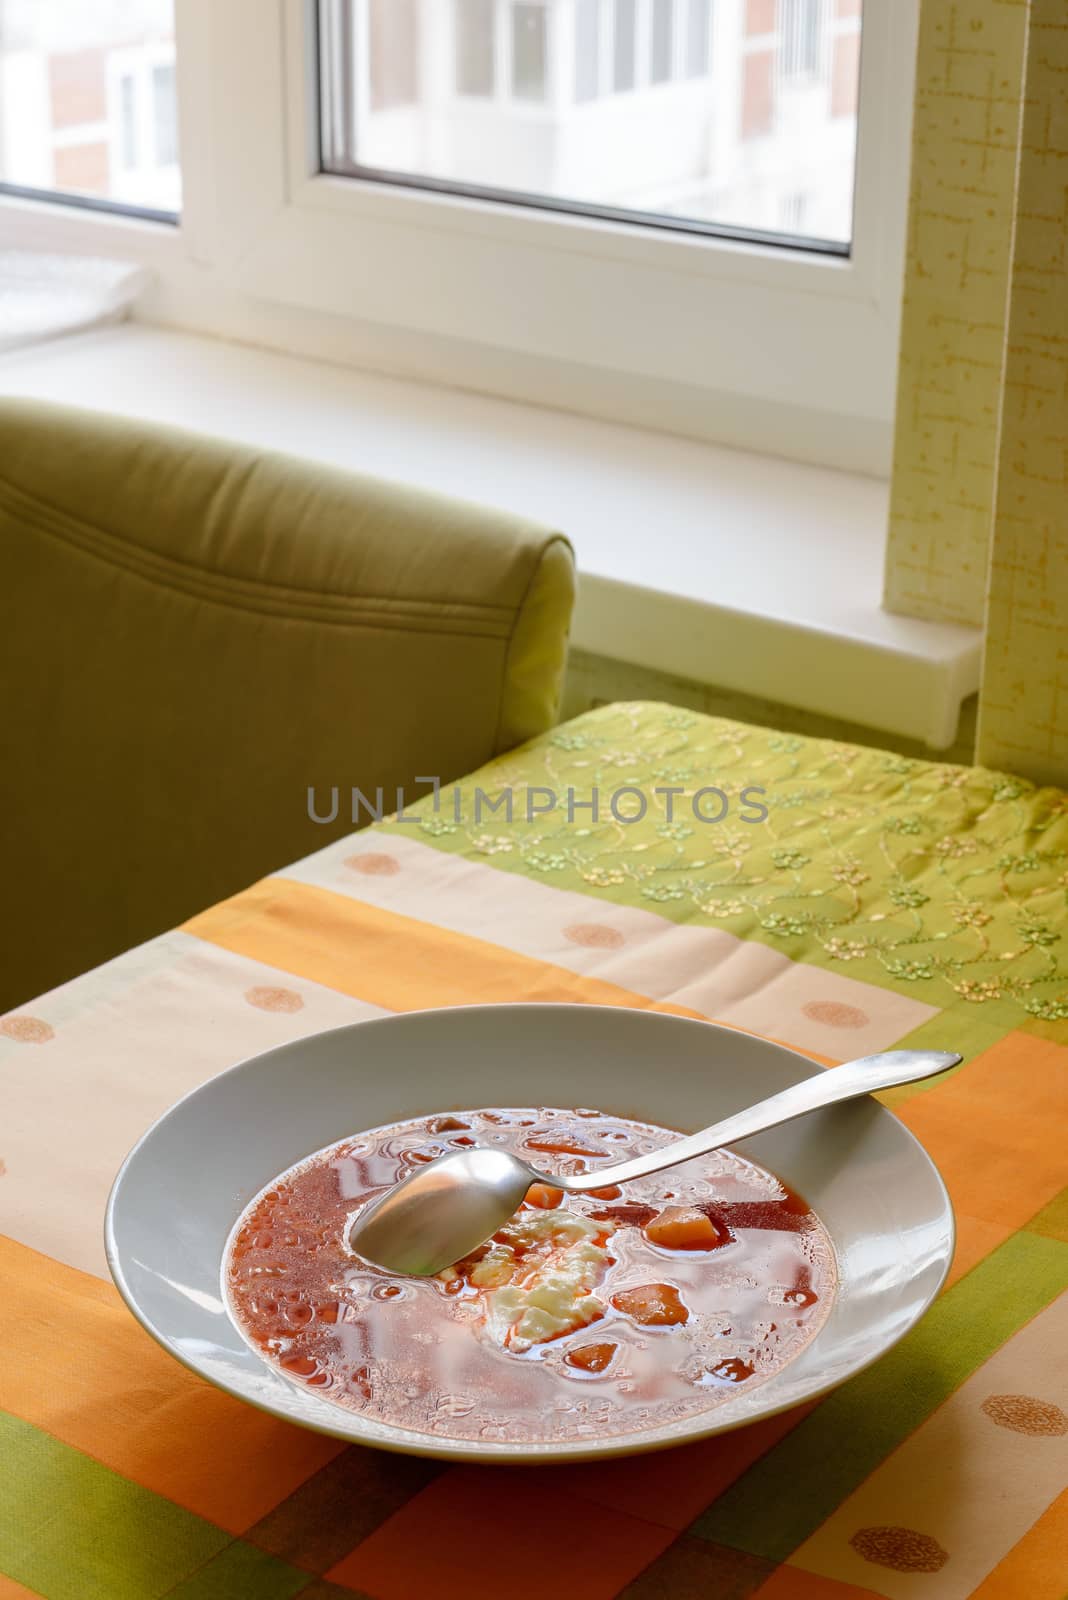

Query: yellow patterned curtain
976;9;1068;782
886;1;1068;784
884;0;1027;629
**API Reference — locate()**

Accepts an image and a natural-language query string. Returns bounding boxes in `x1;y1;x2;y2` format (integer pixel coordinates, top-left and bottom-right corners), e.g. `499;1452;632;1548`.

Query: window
650;0;674;85
686;0;712;79
0;0;915;477
456;0;495;96
781;191;807;233
575;0;602;104
782;0;825;81
0;0;179;217
368;0;418;110
119;75;139;171
152;63;178;168
511;3;548;102
614;0;637;91
321;0;863;249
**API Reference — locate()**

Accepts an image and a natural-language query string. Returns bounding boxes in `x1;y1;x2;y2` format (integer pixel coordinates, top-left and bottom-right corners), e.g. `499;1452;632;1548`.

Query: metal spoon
348;1048;961;1276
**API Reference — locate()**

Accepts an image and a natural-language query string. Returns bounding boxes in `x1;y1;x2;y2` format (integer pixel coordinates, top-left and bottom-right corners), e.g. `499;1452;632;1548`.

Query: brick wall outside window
746;0;778;36
831;29;860;118
48;49;107;129
742;48;775;135
53;141;110;194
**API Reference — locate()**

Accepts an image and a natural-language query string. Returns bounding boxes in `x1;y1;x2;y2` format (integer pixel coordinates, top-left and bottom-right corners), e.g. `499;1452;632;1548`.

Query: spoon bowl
351;1147;539;1276
349;1047;962;1275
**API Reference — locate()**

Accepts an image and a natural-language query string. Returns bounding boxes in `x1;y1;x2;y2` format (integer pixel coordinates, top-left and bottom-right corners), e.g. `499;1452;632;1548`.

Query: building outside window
574;0;601;103
511;3;548;101
456;0;496;96
781;0;826;80
331;0;862;248
0;0;179;214
650;0;675;84
613;0;638;92
0;0;887;476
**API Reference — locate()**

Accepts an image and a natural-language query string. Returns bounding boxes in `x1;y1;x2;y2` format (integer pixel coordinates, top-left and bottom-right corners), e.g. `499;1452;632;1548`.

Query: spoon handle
557;1049;962;1193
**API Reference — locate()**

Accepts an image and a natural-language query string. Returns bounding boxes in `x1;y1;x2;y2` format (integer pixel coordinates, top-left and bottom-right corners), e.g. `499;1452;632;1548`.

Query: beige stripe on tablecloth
282;833;938;1060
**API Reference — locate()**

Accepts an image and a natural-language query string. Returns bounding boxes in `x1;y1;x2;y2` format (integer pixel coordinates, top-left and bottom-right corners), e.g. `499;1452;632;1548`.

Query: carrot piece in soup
645;1205;730;1251
526;1183;564;1209
612;1282;690;1326
565;1341;618;1373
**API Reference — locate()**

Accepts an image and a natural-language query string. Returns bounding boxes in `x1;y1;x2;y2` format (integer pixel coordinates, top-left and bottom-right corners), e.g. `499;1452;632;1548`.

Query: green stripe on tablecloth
0;1410;225;1600
165;1541;309;1599
1026;1186;1068;1245
691;1229;1068;1562
0;1411;299;1600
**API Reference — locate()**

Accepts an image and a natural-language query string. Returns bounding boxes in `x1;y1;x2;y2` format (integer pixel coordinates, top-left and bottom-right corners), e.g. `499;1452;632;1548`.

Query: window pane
613;0;637;92
511;3;547;102
651;0;674;84
575;0;601;104
456;0;495;96
0;0;179;214
152;62;177;167
119;75;138;169
322;0;862;249
782;0;822;79
686;0;711;79
369;0;418;110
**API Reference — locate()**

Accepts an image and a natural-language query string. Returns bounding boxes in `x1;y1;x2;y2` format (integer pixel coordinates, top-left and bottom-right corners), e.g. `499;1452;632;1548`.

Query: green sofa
0;400;575;1009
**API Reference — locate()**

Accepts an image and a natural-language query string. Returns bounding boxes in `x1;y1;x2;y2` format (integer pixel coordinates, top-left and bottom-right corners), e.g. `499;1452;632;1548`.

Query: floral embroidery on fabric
377;703;1068;1024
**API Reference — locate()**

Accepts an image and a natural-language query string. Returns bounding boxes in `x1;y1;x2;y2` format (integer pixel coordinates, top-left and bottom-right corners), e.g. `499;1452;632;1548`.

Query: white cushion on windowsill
0;251;149;354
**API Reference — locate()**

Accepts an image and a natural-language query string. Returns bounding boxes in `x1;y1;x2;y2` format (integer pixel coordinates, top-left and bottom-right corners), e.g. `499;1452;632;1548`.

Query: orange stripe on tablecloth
326;1470;674;1600
183;877;710;1020
0;1235;342;1534
970;1491;1068;1600
183;878;837;1065
896;1032;1068;1233
0;1576;43;1599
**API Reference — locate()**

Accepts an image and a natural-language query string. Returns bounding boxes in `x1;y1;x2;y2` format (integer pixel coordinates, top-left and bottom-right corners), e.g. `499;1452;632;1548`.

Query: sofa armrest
0;399;576;1005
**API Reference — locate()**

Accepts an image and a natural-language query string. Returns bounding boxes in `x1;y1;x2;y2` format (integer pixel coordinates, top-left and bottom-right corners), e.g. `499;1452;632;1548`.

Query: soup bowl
105;1003;954;1463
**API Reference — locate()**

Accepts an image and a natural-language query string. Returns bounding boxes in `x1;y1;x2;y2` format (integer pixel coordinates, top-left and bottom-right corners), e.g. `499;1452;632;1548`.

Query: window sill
0;323;980;748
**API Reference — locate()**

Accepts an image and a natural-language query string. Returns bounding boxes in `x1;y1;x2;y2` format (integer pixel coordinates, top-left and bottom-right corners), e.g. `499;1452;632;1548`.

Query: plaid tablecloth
2;702;1066;1600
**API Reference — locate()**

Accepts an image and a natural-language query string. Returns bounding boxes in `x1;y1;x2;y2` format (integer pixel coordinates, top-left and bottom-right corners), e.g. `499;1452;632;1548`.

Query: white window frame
0;0;916;474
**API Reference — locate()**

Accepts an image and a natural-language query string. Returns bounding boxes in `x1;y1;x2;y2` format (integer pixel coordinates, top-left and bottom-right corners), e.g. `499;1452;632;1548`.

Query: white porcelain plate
105;1004;954;1463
